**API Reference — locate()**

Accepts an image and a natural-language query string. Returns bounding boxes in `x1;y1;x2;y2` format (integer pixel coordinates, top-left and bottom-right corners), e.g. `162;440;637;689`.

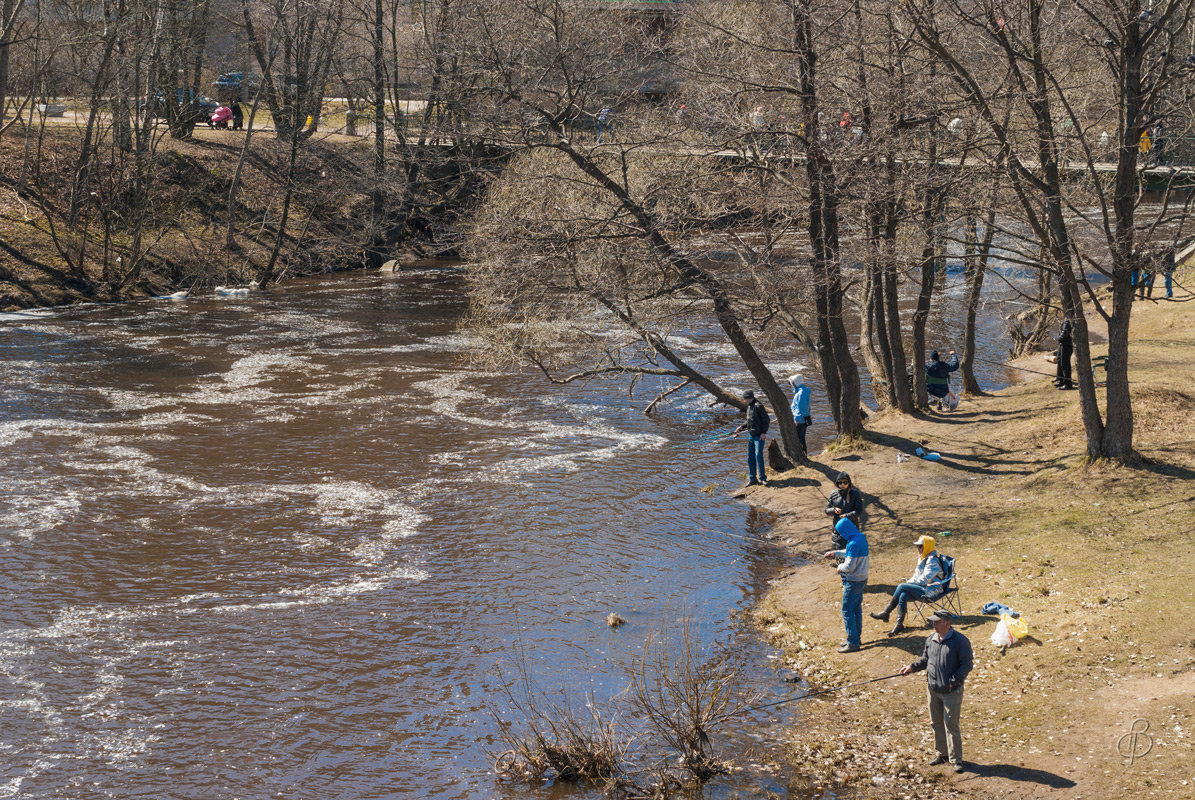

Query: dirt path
741;270;1195;798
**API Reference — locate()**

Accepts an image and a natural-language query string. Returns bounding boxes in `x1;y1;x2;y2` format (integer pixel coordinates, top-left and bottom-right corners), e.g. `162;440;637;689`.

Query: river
0;268;1018;799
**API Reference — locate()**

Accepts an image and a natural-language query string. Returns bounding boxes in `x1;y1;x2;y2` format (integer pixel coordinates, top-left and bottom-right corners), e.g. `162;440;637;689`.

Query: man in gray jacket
900;610;973;772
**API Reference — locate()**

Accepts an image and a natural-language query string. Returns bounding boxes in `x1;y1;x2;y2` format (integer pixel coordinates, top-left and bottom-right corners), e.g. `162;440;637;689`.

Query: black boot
888;608;907;636
870;597;898;623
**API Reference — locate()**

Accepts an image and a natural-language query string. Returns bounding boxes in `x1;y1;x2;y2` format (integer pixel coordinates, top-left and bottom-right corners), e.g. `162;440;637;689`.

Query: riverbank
744;269;1195;798
0;127;470;311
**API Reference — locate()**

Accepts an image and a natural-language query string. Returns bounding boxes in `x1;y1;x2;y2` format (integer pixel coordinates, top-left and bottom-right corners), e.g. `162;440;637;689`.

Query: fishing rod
969;354;1058;379
713;672;904;725
668;430;736;449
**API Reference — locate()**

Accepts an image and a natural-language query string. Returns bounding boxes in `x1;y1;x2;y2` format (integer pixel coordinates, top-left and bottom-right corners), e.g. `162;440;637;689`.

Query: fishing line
969;354;1059;379
712;672;905;724
668;430;736;449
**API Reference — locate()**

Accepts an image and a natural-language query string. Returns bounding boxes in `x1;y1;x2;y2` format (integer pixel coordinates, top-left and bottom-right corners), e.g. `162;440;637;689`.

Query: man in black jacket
824;471;863;548
900;611;974;773
1054;318;1074;390
733;390;770;486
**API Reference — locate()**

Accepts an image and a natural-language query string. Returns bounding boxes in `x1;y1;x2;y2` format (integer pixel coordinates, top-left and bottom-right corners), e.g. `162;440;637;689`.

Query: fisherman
823;518;869;653
900;611;974;773
789;372;812;455
870;535;947;635
824;471;863;548
1054;317;1074;390
925;349;960;408
1162;246;1177;298
733;390;770;486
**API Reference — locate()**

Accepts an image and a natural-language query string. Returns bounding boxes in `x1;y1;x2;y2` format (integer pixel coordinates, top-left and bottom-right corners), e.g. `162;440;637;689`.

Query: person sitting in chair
870;535;948;635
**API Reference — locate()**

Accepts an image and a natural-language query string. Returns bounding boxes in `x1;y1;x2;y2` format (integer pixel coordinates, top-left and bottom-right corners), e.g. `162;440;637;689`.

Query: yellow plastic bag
1002;613;1029;640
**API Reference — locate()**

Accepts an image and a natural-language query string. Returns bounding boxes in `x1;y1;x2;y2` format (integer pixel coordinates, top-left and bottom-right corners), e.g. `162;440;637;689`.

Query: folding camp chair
910;554;963;626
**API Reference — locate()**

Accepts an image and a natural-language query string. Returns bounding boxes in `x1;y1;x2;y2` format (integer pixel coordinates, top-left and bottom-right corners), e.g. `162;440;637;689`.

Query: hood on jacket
834;471;852;488
915;535;936;558
834;517;862;542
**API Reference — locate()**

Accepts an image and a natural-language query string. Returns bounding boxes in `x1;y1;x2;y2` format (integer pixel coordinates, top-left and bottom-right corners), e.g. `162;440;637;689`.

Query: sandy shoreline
733;271;1195;798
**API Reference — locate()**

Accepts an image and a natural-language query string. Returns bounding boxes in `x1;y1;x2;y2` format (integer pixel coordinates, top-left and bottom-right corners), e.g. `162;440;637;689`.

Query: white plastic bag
944;390;960;411
991;619;1015;648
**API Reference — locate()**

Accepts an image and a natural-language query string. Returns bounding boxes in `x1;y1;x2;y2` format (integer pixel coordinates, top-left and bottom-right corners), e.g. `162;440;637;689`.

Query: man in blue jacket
900;611;974;773
823;518;868;653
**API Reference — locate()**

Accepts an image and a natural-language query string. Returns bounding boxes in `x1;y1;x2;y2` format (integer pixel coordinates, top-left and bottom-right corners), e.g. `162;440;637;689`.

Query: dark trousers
1056;342;1073;387
796;416;810;454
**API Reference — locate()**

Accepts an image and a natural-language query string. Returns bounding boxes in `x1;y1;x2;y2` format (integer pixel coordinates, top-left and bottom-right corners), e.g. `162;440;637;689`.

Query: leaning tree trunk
551;137;807;465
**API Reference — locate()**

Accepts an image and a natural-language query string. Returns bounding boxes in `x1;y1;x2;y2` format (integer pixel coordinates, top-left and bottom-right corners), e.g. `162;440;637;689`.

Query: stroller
210;105;233;129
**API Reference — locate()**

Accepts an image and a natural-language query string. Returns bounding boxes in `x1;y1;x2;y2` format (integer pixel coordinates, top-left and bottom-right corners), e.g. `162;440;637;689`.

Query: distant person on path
733;390;770;486
824;471;863;548
900;611;974;773
1054;318;1074;390
789;372;812;455
823;518;869;653
870;535;947;635
597;106;613;143
925;350;959;407
1162;246;1177;298
1153;123;1166;165
231;100;244;130
1138;257;1156;299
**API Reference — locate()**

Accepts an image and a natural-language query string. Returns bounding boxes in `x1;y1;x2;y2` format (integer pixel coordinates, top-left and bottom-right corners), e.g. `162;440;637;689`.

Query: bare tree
907;0;1195;460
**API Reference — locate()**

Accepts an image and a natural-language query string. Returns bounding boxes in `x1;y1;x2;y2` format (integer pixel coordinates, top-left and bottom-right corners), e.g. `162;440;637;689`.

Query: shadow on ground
958;762;1077;789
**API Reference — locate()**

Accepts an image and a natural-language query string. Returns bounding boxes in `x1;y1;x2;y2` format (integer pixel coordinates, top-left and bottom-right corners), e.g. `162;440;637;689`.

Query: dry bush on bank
628;617;758;782
489;618;760;795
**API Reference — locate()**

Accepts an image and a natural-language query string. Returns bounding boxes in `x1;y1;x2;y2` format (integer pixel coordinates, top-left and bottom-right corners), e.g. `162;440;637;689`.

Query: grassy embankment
744;268;1195;799
0;125;387;311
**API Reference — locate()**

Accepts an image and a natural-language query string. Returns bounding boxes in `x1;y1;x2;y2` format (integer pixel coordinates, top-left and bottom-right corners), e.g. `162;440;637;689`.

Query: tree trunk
960;206;995;395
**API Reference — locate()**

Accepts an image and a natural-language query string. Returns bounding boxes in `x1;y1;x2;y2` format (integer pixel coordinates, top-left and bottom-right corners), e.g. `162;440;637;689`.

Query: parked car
211;72;260;100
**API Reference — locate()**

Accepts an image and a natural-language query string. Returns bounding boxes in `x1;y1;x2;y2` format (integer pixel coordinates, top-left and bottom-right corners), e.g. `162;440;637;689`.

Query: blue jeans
1165;272;1173;297
1131;269;1139;287
892;582;931;610
747;435;765;481
841;578;866;647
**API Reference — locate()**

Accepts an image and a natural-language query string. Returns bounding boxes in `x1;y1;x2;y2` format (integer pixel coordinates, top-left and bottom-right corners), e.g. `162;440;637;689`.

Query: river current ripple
0;270;1015;799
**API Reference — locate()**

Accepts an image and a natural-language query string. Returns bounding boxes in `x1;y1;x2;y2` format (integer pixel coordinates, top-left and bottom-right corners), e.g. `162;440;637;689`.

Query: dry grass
750;267;1195;798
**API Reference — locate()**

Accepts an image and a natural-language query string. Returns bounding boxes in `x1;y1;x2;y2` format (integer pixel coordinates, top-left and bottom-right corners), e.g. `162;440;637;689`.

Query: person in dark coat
733;390;770;486
1162;247;1177;298
900;611;974;773
825;471;863;548
231;99;244;130
1054;318;1074;390
925;350;959;404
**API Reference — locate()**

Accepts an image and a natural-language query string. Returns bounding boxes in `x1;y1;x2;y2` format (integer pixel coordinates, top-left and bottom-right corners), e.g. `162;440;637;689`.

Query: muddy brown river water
0;268;1017;799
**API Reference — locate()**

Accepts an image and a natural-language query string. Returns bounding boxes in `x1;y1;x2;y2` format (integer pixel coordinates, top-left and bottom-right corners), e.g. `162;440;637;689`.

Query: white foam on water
293;533;336;551
307;479;395;527
211;567;428;614
0;490;82;540
364;332;479;354
0;307;66;321
350;502;429;567
64;445;226;503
